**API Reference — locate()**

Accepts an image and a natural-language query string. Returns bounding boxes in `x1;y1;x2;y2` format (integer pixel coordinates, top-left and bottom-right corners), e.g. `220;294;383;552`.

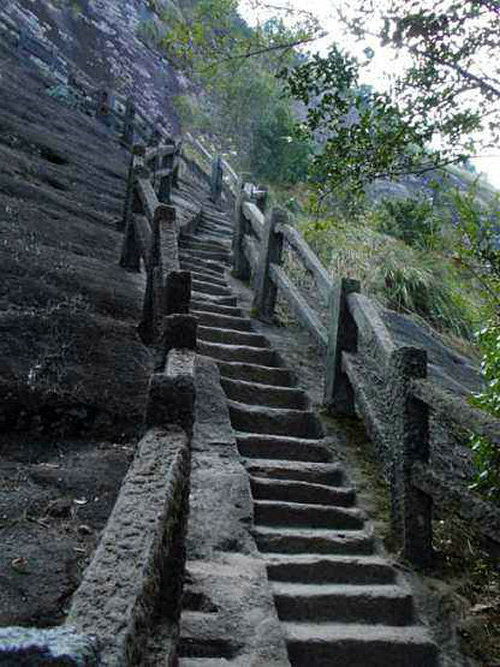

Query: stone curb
66;426;190;666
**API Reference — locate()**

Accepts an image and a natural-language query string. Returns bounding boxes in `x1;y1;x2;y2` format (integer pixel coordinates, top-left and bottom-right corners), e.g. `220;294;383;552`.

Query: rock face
0;0;181;129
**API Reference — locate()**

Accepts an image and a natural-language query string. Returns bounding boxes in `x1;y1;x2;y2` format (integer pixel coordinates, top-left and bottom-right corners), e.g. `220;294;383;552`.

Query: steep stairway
177;200;439;666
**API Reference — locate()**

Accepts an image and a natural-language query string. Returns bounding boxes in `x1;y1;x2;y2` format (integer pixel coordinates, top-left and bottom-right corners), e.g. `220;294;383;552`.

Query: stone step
180;247;231;262
198;326;269;348
192;306;247;322
221;377;309;410
191;278;233;297
188;271;228;287
228;401;323;439
180;259;227;281
266;554;397;585
253;500;365;530
283;622;438;666
192;292;238;308
197;223;232;238
253;526;374;556
273;582;414;625
202;212;233;225
179;236;231;251
178;661;234;666
250;476;355;507
243;459;345;486
217;361;296;386
180;256;226;275
198;341;280;366
236;433;331;462
201;216;233;230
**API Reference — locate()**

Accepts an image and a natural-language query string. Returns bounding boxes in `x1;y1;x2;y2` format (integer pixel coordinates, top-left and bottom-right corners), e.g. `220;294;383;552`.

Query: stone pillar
387;346;433;567
138;209;163;345
164;271;192;315
119;217;141;272
121;97;135;148
120;144;145;232
146;349;196;432
252;207;286;322
96;89;110;125
232;188;251;280
323;278;360;414
210;155;223;207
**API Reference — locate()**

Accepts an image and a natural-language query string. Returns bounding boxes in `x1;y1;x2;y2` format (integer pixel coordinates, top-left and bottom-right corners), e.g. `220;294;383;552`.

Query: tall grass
299;216;481;340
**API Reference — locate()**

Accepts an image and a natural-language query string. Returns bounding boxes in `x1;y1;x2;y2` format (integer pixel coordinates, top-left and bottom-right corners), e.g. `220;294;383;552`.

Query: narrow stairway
177;200;439;666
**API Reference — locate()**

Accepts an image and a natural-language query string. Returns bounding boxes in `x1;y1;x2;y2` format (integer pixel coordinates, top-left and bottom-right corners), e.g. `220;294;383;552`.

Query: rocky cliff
0;0;182;130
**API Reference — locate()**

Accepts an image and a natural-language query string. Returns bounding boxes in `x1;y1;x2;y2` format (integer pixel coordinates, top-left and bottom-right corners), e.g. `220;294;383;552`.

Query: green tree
153;0;322;76
341;0;500;156
279;46;439;209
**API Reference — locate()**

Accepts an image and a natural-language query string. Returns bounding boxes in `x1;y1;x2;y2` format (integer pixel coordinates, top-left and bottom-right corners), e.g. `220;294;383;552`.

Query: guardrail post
252;207;286;322
164;271;191;315
324;278;361;414
172;142;181;189
120;144;145;231
96;88;110;125
138;207;163;345
232;185;252;280
387;347;433;567
210;155;223;207
158;141;176;205
255;186;268;214
121;97;135;147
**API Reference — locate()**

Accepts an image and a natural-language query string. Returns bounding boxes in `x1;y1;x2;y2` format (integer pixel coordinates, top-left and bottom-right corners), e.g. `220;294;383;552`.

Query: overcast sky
238;0;500;190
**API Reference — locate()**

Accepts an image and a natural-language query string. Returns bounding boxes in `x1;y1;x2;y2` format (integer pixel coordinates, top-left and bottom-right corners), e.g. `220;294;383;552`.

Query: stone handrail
119;140;190;344
227;174;500;565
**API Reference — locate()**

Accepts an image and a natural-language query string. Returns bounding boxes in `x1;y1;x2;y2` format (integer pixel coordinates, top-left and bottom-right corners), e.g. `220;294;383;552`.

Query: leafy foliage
469;321;500;504
374;197;442;250
299;214;477;339
342;0;500;155
279;46;444;208
152;0;321;76
160;1;313;184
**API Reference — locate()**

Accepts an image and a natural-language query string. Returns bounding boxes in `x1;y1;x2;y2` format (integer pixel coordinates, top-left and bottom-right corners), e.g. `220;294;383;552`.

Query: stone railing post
254;186;268;214
158;140;176;205
387;346;433;567
210;155;223;207
121;96;135;148
120;144;145;231
96;88;110;125
232;186;252;280
252;207;286;322
138;206;163;345
323;278;361;414
119;160;149;271
164;271;192;315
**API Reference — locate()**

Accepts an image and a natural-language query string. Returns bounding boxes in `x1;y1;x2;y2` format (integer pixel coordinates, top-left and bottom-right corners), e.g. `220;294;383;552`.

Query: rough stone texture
67;427;190;666
162;313;197;356
147;349;196;430
180;355;289;665
0;1;181;131
0;626;97;666
0;54;153;437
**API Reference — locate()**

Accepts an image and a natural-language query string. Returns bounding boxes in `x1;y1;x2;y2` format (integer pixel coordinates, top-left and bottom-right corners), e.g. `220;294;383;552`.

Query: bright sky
238;0;500;190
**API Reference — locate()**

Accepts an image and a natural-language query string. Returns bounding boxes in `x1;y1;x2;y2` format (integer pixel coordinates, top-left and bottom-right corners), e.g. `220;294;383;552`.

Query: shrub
469;319;500;504
374;197;442;251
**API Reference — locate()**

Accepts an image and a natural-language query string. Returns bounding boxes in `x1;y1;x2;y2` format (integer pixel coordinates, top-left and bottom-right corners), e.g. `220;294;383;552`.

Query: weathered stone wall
0;0;182;131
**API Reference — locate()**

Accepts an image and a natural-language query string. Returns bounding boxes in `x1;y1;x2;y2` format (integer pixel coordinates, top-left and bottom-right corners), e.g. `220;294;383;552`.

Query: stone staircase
177;200;439;666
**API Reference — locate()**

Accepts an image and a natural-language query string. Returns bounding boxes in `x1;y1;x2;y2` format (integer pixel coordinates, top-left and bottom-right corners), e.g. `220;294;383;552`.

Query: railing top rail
145;144;177;161
412;377;500;447
347;292;397;364
276;222;333;301
242;200;264;240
